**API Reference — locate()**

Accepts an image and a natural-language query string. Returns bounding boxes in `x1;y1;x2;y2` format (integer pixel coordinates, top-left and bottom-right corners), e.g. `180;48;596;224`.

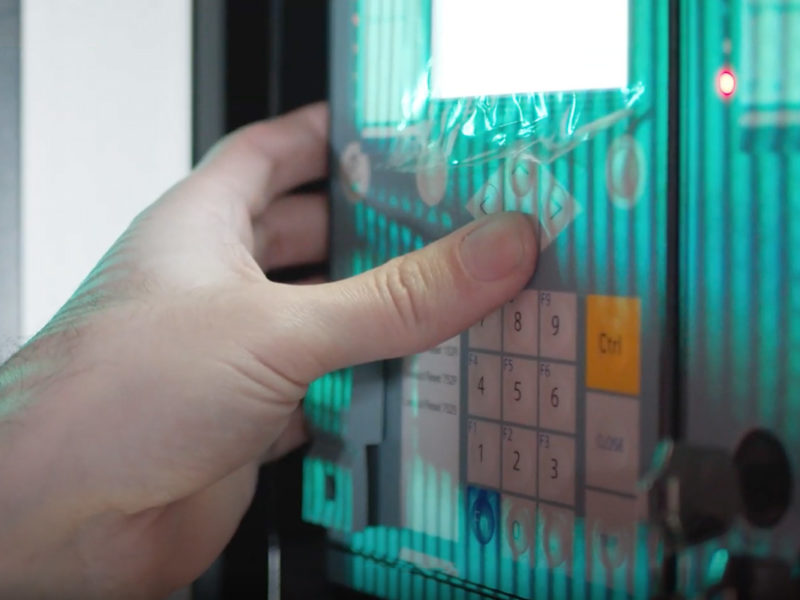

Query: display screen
431;0;630;98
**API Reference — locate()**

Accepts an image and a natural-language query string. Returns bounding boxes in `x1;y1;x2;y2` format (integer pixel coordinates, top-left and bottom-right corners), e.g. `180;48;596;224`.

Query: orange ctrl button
586;295;641;396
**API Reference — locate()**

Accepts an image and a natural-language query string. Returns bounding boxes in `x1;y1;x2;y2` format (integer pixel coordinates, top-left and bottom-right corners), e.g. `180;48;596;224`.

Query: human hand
0;103;537;598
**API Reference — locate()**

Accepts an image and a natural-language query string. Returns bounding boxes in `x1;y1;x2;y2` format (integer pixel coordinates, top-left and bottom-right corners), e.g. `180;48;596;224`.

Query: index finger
195;102;329;215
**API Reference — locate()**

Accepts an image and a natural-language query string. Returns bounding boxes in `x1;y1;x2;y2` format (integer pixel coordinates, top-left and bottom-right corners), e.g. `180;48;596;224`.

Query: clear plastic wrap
386;75;646;172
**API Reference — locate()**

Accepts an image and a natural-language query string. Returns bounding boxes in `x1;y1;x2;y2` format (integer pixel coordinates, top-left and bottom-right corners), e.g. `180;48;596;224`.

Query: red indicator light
718;68;737;98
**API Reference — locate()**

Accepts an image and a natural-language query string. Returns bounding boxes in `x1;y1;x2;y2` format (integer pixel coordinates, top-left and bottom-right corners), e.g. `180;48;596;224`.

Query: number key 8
503;290;539;356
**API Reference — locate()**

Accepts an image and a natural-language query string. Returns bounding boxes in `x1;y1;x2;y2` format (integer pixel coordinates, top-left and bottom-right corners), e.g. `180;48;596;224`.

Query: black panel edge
191;4;227;597
659;0;682;594
0;0;21;363
192;0;226;164
267;0;283;116
665;0;683;469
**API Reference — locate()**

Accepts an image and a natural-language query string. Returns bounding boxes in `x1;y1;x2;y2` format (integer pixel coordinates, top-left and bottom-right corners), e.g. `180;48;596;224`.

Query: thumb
293;212;538;376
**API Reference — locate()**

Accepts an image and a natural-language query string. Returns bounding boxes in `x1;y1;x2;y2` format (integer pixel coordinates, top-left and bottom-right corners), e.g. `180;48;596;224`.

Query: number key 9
539;292;577;361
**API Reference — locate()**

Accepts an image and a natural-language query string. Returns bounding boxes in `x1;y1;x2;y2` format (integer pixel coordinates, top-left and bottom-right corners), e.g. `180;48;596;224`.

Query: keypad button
416;147;448;207
502;357;537;427
508;154;536;198
585;491;636;575
501;426;537;496
503;290;539;356
469;487;500;546
469;309;502;352
585;392;640;495
502;495;536;563
586;295;641;396
538;362;576;434
538;177;581;252
340;141;371;203
538;432;576;506
539;292;577;361
468;352;501;419
466;168;505;218
539;504;574;569
467;419;501;488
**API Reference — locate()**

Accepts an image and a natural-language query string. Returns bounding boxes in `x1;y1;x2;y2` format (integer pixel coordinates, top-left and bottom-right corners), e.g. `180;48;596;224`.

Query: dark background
191;1;363;598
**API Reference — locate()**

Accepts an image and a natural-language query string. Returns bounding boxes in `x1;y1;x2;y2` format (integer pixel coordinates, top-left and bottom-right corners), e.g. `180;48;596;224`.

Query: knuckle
376;256;435;332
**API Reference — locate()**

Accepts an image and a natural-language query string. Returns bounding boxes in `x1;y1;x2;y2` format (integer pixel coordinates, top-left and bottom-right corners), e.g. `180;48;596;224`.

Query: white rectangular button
503;290;539;355
538;432;576;506
467;419;501;488
539;291;577;361
585;392;640;495
501;425;537;496
469;308;502;352
502;356;537;427
468;352;501;419
538;362;576;434
585;490;636;581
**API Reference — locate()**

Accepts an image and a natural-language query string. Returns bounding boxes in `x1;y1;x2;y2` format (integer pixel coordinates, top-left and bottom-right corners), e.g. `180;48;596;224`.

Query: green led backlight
682;0;800;429
680;0;800;592
355;0;429;130
304;368;352;435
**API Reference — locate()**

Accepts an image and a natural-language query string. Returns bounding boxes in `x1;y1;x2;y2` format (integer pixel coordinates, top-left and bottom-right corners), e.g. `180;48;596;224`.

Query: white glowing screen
431;0;629;98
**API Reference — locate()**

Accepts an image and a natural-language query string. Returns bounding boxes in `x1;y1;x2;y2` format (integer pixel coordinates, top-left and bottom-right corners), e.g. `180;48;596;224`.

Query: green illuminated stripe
385;0;398;128
682;0;700;370
777;11;798;446
367;0;381;127
358;0;427;128
552;145;572;282
592;93;610;292
648;0;669;317
702;2;727;391
354;1;363;130
787;154;800;448
353;554;365;591
728;0;754;414
757;155;781;428
573;130;591;288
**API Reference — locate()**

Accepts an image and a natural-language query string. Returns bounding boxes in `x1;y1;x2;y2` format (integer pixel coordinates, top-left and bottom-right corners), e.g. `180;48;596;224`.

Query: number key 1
467;419;501;488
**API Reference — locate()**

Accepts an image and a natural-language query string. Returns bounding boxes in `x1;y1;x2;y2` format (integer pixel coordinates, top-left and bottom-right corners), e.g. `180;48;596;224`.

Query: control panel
300;0;800;599
303;1;668;598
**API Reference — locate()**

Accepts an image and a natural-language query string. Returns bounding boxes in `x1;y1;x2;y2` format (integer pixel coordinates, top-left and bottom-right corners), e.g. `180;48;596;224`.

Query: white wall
21;0;192;339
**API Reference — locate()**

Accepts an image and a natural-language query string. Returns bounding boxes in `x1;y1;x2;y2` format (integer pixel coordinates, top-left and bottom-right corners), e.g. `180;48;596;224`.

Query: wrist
0;337;100;593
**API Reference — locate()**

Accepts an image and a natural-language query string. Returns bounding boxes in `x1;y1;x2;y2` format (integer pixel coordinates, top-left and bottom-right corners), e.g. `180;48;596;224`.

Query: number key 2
502;426;538;496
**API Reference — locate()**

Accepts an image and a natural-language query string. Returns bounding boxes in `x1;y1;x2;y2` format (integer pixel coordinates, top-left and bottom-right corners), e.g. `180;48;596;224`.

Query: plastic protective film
306;1;669;599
